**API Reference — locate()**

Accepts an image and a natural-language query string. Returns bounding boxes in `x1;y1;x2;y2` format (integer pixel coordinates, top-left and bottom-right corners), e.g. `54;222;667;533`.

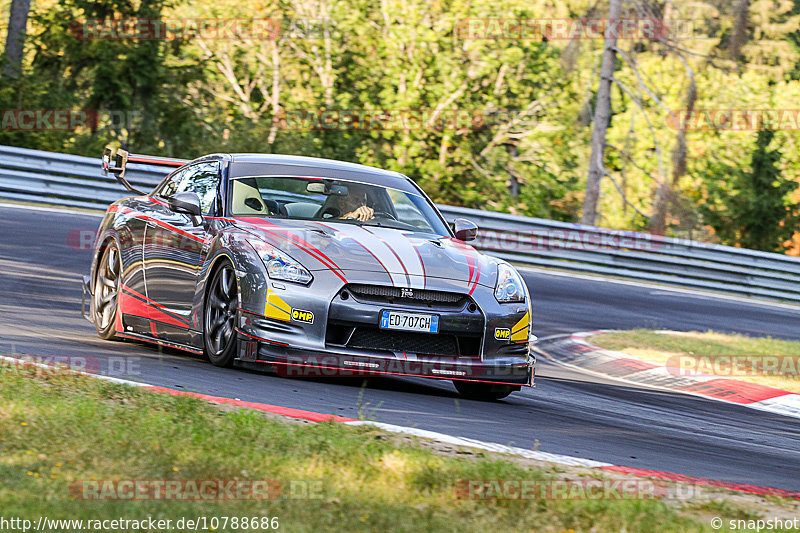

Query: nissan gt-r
82;148;534;400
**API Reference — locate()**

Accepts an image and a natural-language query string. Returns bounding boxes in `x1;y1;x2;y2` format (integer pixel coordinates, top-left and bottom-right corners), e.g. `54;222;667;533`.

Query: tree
2;0;32;79
700;130;799;252
580;0;622;226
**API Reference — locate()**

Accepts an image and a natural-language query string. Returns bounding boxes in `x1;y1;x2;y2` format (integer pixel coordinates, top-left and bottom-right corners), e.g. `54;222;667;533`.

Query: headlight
249;241;313;285
495;262;526;303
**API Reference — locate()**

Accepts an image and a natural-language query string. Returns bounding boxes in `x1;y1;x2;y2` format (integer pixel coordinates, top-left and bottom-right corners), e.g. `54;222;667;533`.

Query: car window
229;176;450;236
159;161;220;215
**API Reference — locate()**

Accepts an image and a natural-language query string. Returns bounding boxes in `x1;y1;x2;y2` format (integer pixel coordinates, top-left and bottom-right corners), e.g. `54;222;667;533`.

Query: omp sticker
494;328;511;340
291;308;314;324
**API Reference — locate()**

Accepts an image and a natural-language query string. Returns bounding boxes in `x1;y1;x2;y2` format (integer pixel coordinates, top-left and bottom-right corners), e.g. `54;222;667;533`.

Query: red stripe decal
464;248;476;291
407;237;427;289
127;156;184;167
236;217;347;283
150;321;158;338
121;284;169;312
143;386;357;422
114;306;124;333
120;284;190;328
118;289;152;320
236;328;290;347
115;333;204;354
362;227;410;285
315;222;394;285
148;197;171;208
139;215;204;243
250;219;346;273
468;249;481;295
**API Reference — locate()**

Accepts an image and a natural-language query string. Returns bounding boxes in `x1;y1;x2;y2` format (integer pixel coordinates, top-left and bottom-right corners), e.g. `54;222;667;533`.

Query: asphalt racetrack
1;204;798;490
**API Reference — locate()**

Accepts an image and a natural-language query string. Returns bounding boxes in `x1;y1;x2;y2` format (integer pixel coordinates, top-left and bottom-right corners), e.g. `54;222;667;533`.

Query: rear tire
92;241;121;340
453;381;516;401
204;261;239;367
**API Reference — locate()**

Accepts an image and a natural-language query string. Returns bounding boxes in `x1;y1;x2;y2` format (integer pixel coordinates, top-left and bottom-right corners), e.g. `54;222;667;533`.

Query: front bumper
235;331;535;386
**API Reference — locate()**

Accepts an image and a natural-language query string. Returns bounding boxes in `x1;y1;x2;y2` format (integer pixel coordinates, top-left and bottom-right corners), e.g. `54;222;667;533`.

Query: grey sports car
83;148;534;400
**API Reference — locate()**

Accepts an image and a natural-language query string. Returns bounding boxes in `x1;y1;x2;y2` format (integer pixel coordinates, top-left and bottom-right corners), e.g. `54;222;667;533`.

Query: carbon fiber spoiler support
102;146;186;195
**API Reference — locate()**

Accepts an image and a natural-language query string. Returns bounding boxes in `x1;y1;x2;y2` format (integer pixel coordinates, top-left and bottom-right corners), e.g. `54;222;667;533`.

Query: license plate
380;310;439;333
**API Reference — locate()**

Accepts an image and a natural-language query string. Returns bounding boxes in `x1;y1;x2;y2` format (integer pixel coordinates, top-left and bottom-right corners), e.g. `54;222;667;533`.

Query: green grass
0;365;753;532
588;330;800;393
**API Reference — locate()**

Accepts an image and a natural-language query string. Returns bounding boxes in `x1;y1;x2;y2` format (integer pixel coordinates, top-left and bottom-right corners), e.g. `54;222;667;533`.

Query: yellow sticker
494;328;511;340
265;289;291;321
510;312;530;343
291;309;314;324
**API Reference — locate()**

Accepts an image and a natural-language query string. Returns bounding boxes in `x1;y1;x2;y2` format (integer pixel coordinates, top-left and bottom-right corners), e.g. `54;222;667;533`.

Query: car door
143;161;221;340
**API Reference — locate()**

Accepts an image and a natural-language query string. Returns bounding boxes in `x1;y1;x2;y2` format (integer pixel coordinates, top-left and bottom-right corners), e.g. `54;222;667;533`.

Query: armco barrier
2;144;800;303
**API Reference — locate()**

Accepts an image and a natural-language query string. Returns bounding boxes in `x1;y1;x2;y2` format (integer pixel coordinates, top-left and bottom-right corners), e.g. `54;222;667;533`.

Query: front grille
347;327;459;357
346;284;466;308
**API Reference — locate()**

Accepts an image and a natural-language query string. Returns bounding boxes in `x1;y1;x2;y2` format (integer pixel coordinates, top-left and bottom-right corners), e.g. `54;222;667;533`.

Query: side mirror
168;191;203;226
454;218;478;242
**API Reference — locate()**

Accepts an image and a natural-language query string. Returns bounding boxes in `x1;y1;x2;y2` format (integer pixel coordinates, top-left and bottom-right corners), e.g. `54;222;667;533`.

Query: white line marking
0;202;104;217
521;266;800;312
344;420;613;468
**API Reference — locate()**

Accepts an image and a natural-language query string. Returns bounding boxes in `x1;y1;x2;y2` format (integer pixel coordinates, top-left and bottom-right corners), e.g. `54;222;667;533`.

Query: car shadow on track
118;338;464;399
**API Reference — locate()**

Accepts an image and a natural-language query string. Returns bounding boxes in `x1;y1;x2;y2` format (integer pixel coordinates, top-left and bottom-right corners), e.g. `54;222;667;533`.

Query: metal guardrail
2;144;800;303
0;144;168;210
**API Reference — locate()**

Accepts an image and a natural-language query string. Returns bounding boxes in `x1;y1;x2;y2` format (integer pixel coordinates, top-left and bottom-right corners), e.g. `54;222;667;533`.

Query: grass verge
0;363;783;532
588;330;800;393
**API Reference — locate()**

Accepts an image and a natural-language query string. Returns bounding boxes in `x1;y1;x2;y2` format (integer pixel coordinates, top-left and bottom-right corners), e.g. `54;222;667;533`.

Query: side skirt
116;320;205;355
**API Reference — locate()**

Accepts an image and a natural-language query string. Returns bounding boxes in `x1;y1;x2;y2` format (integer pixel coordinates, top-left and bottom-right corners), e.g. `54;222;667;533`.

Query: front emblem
400;288;414;298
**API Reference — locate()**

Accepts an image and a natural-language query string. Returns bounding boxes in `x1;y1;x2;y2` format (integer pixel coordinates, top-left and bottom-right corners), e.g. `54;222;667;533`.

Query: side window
158;162;221;215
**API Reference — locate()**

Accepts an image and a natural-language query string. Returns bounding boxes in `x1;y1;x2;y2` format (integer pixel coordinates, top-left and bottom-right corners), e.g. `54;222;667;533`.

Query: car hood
233;217;497;290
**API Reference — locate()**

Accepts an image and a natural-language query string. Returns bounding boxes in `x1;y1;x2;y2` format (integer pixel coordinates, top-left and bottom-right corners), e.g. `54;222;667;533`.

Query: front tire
453;380;516;401
204;261;239;367
92;241;121;340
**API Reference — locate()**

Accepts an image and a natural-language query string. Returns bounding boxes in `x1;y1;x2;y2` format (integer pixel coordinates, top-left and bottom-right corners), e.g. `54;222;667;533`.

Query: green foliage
4;0;800;248
699;130;799;252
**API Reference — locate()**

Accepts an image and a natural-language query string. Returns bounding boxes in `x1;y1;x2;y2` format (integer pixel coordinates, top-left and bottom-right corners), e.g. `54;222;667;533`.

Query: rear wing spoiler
102;146;188;195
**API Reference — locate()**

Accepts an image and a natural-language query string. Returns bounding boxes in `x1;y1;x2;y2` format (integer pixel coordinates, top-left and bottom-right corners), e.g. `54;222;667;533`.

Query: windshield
230;176;450;235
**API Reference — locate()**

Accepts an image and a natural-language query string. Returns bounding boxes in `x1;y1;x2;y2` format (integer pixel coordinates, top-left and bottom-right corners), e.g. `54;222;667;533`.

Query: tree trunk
648;78;697;234
581;0;622;226
2;0;32;79
729;0;750;63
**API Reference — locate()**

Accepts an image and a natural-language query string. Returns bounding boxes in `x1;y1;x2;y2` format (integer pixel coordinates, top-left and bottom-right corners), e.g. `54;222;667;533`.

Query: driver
337;184;374;221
